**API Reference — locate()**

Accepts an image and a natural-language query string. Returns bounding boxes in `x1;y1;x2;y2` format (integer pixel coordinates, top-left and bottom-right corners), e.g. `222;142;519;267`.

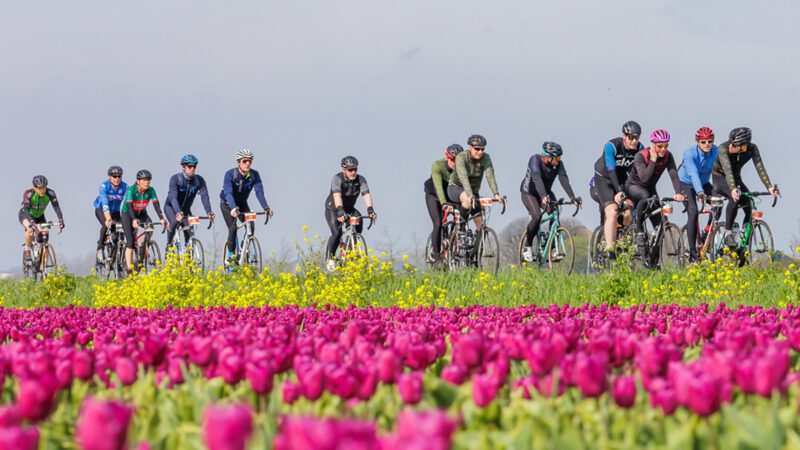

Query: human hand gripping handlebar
342;214;374;230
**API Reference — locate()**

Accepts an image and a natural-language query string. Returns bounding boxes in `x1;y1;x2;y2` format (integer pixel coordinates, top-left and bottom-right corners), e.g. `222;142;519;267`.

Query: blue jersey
93;180;128;213
219;168;269;210
678;144;718;193
167;173;212;214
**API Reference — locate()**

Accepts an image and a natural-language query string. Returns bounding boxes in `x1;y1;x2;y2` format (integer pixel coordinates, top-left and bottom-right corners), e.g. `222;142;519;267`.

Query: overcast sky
1;0;798;271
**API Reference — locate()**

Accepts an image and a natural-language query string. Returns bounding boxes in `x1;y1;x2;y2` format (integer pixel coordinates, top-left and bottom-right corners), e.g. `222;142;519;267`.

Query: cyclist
711;127;779;246
220;148;272;265
519;142;580;263
424;144;463;267
678;127;718;263
165;154;215;249
446;134;504;229
592;121;644;257
626;129;685;250
121;170;167;273
19;175;64;263
324;156;377;271
93;166;127;263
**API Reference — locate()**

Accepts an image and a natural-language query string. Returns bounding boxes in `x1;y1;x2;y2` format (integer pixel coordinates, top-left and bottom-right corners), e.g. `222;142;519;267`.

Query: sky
1;0;798;272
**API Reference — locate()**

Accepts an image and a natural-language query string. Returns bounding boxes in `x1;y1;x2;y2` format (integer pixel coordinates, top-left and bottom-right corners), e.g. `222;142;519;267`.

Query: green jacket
449;152;499;198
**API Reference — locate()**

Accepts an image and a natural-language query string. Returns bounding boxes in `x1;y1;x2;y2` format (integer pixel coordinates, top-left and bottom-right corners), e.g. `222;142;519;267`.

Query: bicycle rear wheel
660;223;683;269
40;244;58;279
445;228;466;271
547;226;575;274
477;227;500;274
748;220;774;266
587;226;607;273
243;236;263;271
189;238;205;271
144;241;162;273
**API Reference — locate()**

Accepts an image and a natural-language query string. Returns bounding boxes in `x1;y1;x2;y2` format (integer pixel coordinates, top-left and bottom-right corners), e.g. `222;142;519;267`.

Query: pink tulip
453;333;483;368
376;350;401;384
246;362;274;396
685;374;721;417
16;378;56;422
441;365;467;386
189;337;214;367
282;382;302;404
115;357;137;386
471;374;498;407
0;405;21;427
573;353;607;398
203;404;253;450
382;410;458;450
611;375;636;408
0;425;39;450
73;350;94;382
76;397;133;450
398;372;423;405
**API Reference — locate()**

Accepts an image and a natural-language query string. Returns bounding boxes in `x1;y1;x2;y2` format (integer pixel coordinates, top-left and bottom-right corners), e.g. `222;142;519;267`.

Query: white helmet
235;148;254;161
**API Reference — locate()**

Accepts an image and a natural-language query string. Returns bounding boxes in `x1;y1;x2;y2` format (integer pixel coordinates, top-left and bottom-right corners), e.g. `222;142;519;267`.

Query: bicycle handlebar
552;197;582;217
191;216;216;230
738;184;779;208
342;215;374;230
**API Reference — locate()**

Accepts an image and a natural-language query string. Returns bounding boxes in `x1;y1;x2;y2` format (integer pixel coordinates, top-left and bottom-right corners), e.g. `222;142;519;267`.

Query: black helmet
729;127;752;146
445;144;464;159
621;121;642;138
341;156;359;168
467;134;487;147
108;166;123;176
32;175;48;187
541;141;563;157
136;169;152;180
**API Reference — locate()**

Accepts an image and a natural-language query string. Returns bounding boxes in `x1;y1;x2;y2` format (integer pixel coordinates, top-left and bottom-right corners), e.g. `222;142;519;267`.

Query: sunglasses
240;159;253;164
698;140;714;145
345;167;358;172
184;164;197;169
472;147;486;152
110;175;121;179
654;143;669;150
624;135;640;141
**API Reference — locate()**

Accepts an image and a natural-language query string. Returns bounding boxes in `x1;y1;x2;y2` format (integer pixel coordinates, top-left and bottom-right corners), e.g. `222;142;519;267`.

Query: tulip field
2;253;800;449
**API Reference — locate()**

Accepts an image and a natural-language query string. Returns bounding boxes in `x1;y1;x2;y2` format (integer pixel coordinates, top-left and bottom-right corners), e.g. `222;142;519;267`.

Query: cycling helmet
650;129;671;143
445;144;464;159
728;127;752;146
341;156;359;168
136;169;152;180
695;127;715;141
107;166;123;176
32;175;48;187
181;154;199;166
621;121;642;138
467;134;487;147
541;141;563;157
235;148;254;161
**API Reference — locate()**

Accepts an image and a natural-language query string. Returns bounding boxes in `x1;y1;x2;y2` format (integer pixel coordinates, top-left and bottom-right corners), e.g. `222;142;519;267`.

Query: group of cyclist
19;121;779;274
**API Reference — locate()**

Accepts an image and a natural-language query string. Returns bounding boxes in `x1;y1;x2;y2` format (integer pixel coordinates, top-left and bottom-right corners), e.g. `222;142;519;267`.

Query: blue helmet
180;154;199;166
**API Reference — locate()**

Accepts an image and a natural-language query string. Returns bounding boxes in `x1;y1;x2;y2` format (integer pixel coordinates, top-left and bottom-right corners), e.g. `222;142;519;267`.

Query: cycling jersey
678;144;718;193
220;168;269;210
423;159;453;205
712;142;772;191
325;173;370;210
20;188;64;221
627;148;681;192
93;180;128;213
167;173;212;214
519;154;576;199
122;185;164;220
449;152;499;198
594;137;644;192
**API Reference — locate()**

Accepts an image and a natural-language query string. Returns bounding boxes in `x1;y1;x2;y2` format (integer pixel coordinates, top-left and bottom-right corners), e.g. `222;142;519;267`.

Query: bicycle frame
170;216;214;247
535;199;579;264
730;190;778;256
335;215;374;261
232;212;269;266
634;196;682;268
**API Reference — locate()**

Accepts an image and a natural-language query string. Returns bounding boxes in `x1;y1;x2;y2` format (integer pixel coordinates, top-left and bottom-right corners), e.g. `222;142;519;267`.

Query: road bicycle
424;202;459;268
331;214;374;269
710;188;777;267
623;196;683;270
22;222;59;280
119;221;164;277
444;197;505;274
587;199;633;273
679;195;725;263
166;216;214;271
96;222;126;279
224;211;269;271
518;198;581;274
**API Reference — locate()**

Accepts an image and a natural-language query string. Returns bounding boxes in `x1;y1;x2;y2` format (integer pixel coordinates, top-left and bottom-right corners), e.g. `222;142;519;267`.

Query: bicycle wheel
189;238;205;271
96;243;113;279
445;228;466;271
477;227;500;274
547;226;575;274
348;234;368;258
748;220;774;266
114;242;128;278
22;248;36;280
144;241;162;273
243;236;263;271
659;223;683;269
587;226;607;273
41;244;58;279
621;225;646;270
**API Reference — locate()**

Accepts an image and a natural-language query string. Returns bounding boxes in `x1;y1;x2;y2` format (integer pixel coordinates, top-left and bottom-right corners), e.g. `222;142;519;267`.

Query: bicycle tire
708;224;731;264
348;233;368;258
243;236;263;271
144;241;162;273
587;226;607;273
477;227;500;274
659;223;683;270
96;243;113;279
424;232;435;267
22;248;36;280
547;226;575;274
445;228;465;271
189;238;205;271
748;220;774;266
114;242;128;278
41;243;58;279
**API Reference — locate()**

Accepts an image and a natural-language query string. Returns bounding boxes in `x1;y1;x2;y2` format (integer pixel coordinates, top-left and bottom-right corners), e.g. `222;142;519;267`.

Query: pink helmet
650;129;671;143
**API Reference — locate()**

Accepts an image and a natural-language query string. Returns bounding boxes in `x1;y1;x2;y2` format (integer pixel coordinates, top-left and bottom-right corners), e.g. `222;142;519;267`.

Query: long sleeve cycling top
93;180;128;213
593;137;643;193
423;159;453;204
712;142;772;191
167;173;212;214
21;188;64;222
627;149;682;193
121;185;164;221
520;154;576;199
219;168;269;211
449;152;499;198
678;145;718;193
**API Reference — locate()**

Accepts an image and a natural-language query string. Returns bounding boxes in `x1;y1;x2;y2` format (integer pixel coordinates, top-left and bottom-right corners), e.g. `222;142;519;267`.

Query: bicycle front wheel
347;234;368;259
96;244;114;279
547;226;575;274
189;238;205;271
587;226;607;273
40;244;58;279
477;227;500;274
445;228;465;271
144;241;162;273
243;237;263;271
660;223;683;269
748;220;774;266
